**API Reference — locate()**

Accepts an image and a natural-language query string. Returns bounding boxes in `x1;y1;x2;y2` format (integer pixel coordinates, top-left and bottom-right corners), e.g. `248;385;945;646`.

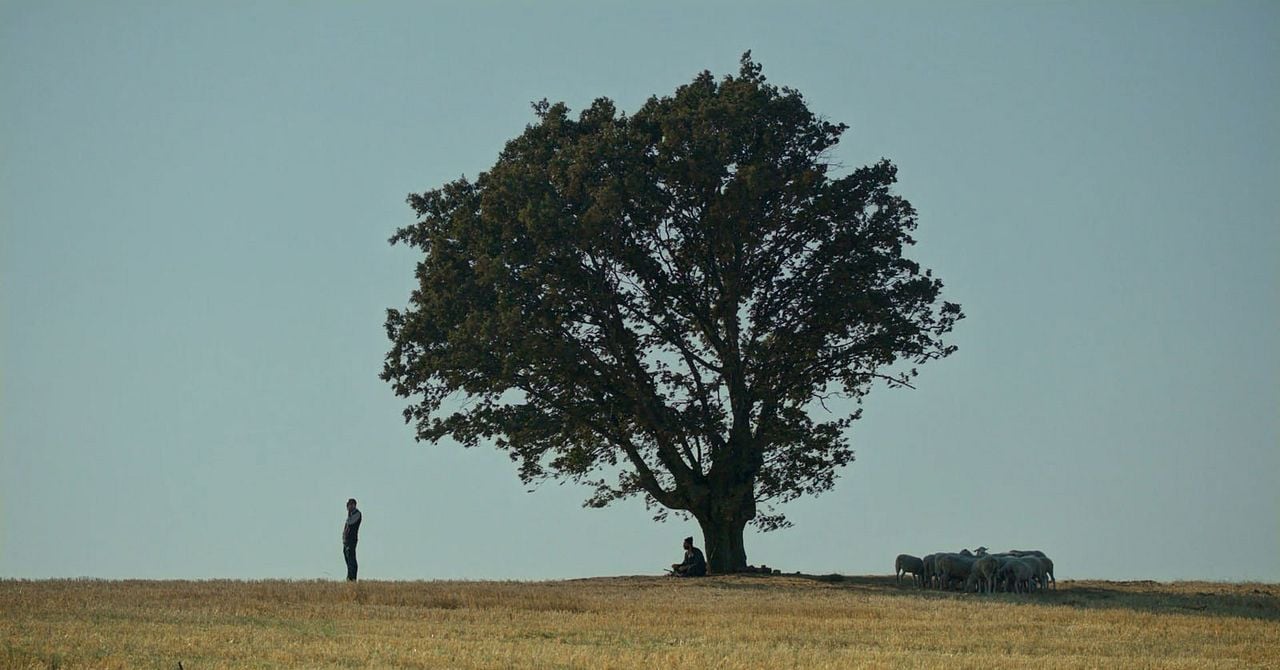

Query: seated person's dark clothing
674;546;707;577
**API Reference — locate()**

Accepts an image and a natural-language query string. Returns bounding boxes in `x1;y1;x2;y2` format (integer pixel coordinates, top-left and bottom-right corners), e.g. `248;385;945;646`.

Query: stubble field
2;575;1277;669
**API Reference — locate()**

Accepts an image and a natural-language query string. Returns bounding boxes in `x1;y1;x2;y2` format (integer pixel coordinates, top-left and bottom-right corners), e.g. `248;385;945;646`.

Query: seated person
670;536;707;577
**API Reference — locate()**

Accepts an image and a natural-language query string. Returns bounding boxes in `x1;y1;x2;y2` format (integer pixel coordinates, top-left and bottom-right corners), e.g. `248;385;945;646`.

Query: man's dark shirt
679;546;707;576
344;508;362;545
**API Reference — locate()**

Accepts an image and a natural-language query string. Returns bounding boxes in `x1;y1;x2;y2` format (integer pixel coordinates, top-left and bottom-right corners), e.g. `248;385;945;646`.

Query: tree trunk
696;507;751;574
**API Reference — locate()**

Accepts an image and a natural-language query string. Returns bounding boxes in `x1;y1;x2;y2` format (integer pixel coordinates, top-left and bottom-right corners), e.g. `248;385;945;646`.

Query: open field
3;576;1277;669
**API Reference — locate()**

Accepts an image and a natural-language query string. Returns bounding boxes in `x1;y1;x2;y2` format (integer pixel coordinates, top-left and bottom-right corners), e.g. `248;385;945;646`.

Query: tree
382;54;962;573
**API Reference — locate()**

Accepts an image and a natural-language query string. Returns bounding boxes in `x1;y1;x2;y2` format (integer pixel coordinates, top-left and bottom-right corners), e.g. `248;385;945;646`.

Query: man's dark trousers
343;543;358;581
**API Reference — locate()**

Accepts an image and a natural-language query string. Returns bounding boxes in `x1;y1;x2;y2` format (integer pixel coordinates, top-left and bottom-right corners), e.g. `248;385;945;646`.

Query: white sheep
996;557;1036;593
1009;550;1055;589
1036;555;1056;589
922;554;939;589
1022;556;1051;592
934;553;977;590
966;554;1003;594
895;554;926;587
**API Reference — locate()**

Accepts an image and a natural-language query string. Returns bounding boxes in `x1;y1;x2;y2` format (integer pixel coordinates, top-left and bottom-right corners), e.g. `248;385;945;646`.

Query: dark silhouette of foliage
383;53;962;572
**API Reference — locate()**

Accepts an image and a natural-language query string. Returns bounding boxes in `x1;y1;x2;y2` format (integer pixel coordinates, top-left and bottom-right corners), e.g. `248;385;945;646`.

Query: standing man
343;498;362;581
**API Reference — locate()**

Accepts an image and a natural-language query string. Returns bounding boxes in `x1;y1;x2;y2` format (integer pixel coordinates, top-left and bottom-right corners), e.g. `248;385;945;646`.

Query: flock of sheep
895;547;1056;594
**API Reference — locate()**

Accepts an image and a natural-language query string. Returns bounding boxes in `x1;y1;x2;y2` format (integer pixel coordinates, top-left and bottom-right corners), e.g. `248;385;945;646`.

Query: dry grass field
2;575;1277;669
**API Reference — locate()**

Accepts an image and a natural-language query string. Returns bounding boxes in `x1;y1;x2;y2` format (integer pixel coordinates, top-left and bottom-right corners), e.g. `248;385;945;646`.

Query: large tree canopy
383;54;962;572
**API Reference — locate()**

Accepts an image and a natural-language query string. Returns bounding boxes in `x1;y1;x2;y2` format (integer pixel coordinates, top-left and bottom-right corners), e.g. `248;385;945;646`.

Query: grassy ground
2;575;1277;669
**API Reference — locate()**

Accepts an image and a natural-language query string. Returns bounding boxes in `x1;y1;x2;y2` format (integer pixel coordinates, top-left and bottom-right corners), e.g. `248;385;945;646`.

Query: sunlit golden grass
3;575;1277;669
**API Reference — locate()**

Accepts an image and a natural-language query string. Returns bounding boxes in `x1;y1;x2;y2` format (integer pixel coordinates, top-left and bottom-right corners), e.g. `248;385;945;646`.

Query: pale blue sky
2;1;1276;582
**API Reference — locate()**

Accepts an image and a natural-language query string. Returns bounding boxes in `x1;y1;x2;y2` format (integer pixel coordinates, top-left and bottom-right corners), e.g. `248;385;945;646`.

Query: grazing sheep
1039;555;1056;589
922;554;938;589
934;553;977;590
967;554;1003;594
910;547;1055;595
962;569;983;593
996;557;1036;593
1008;550;1055;589
895;554;926;587
1020;556;1051;592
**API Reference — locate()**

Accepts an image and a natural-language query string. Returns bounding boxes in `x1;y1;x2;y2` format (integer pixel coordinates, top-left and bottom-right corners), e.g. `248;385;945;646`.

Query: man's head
347;498;357;511
683;536;693;550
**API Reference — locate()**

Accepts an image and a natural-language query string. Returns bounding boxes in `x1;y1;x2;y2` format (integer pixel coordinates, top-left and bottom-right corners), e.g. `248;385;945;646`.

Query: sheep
933;553;977;590
905;546;1055;595
1008;550;1055;589
1024;555;1055;590
996;557;1036;593
895;554;926;587
1024;556;1051;592
963;569;981;593
968;554;1023;593
1039;555;1056;589
922;554;938;589
966;554;1002;594
1020;556;1051;592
